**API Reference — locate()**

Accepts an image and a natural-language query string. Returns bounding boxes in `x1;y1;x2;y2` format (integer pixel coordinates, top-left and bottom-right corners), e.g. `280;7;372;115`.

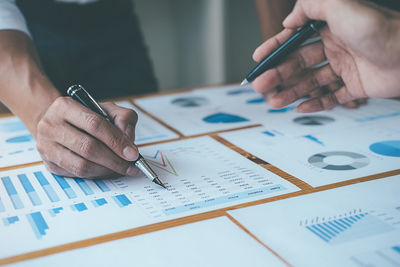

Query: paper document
194;86;400;137
0;136;298;258
10;216;286;267
229;175;400;267
220;123;400;187
134;85;259;135
115;101;179;144
0;117;41;168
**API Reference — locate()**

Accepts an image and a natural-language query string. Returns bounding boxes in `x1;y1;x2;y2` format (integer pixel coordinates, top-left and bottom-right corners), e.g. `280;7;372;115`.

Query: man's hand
36;98;140;178
252;0;400;112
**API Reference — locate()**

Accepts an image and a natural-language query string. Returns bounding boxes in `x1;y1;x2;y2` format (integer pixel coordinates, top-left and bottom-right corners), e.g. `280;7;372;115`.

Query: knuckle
71;160;89;178
85;113;102;131
78;137;95;157
125;109;138;122
52;96;69;110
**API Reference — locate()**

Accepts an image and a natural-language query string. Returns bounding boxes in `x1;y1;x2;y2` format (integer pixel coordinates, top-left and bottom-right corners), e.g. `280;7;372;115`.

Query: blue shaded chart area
26;212;49;239
5;135;33;143
3;216;19;226
305;213;394;245
203;113;249;124
227;88;254;95
247;97;265;104
0;120;26;133
370;140;400;157
268;106;296;113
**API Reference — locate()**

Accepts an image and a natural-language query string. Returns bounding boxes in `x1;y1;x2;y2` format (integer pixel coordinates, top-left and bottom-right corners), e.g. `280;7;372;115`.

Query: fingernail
123;146;138;161
126;166;139;176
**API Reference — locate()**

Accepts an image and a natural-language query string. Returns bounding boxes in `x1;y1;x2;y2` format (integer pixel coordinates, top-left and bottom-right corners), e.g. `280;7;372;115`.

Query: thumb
100;102;138;142
283;0;330;29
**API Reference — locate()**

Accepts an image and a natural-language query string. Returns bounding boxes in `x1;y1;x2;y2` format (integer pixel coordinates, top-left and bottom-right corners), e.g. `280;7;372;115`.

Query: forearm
0;30;60;136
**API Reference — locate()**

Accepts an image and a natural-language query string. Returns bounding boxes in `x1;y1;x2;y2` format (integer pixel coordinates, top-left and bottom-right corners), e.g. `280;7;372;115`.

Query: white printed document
10;216;286;267
229;175;400;267
0;136;298;258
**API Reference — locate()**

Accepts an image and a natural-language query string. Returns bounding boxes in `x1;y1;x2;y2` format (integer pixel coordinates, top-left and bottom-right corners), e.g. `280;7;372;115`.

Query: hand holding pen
248;0;400;113
36;85;165;188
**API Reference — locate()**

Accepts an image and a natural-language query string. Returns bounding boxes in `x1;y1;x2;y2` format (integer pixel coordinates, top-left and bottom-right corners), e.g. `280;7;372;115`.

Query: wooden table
1;88;399;266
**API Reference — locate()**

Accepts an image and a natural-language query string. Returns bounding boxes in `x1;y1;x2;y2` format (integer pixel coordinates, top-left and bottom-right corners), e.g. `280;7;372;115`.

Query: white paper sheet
10;216;286;267
219;123;400;187
0;117;41;168
115;101;179;144
134;85;259;136
136;84;400;137
0;136;298;258
229;175;400;267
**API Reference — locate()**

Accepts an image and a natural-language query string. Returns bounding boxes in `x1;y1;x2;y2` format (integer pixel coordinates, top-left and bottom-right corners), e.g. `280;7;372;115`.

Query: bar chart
0;165;136;242
0;136;298;258
304;212;394;245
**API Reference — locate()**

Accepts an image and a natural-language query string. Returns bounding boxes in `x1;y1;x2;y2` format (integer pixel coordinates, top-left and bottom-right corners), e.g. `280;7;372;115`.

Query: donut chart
308;151;370;171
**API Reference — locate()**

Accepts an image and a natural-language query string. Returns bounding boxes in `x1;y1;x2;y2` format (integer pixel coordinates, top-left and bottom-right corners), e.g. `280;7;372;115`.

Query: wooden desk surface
1;88;399;266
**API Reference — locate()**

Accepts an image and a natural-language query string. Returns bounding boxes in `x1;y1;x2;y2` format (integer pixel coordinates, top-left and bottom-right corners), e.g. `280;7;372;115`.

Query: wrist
0;30;60;136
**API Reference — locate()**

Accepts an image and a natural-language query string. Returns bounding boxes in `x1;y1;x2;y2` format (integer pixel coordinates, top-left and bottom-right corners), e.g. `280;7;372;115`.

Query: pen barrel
67;85;110;120
246;20;326;83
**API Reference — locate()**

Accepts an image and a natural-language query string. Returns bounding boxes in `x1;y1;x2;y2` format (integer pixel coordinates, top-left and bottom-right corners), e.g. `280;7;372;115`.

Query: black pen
241;20;326;85
66;84;167;189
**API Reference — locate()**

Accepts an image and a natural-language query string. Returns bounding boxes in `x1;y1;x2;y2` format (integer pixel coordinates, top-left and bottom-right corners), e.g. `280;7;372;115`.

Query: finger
43;142;116;178
253;29;296;62
49;123;137;176
44;161;73;177
342;101;360;109
357;98;368;105
269;63;338;108
54;97;139;162
101;102;138;141
283;0;330;29
297;84;355;113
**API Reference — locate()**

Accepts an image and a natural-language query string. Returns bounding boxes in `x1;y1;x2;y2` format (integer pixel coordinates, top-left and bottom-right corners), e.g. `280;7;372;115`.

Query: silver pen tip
240;79;249;86
153;177;167;189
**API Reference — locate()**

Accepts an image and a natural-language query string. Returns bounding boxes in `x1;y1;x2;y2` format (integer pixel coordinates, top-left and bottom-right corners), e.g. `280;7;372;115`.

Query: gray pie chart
308;151;370;170
171;97;210;107
293;115;335;126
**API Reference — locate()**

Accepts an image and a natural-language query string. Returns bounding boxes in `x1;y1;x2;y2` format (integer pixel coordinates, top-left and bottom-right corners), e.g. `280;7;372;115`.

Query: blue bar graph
74;178;94;195
0;197;5;212
26;212;49;239
94;180;111;192
92;198;107;207
3;216;19;226
34;171;60;202
112;194;132;207
17;174;42;206
71;203;88;212
48;207;63;217
52;174;77;199
1;176;24;209
305;213;394;244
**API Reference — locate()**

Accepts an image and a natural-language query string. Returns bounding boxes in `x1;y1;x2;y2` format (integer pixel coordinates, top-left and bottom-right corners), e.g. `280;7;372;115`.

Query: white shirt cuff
0;0;31;38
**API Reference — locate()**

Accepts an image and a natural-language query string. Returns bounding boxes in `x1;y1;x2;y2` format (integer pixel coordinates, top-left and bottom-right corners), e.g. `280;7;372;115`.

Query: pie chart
308;151;369;170
171;97;210;107
293;115;335;126
369;140;400;157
